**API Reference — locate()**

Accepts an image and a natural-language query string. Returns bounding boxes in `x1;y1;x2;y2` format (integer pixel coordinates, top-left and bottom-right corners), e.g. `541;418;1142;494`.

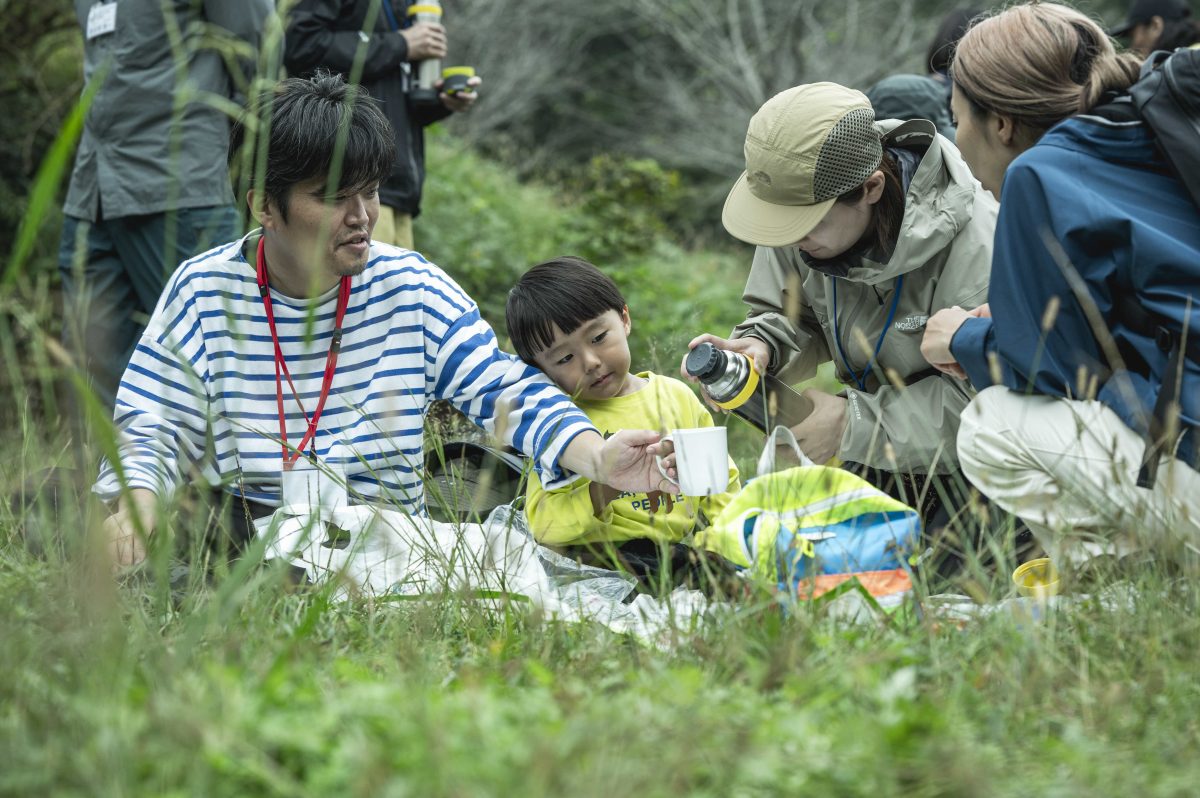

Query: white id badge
281;459;348;517
86;2;118;40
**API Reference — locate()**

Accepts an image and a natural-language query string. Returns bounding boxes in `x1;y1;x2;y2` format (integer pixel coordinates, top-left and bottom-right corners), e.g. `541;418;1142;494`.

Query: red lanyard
256;237;352;468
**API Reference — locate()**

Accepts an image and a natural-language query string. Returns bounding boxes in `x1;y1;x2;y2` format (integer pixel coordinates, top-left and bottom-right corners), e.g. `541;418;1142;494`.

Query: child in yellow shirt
506;256;740;586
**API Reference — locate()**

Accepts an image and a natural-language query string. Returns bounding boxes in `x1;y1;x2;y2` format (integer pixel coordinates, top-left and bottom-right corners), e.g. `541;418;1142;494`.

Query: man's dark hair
926;7;983;76
229;71;395;221
506;256;627;364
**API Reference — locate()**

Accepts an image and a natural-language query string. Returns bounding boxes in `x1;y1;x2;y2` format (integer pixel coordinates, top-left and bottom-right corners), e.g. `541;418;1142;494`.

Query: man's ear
1149;15;1165;38
863;170;887;205
247;188;277;231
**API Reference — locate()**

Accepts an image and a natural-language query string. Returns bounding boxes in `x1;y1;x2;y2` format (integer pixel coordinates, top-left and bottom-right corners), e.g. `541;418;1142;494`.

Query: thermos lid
685;342;724;381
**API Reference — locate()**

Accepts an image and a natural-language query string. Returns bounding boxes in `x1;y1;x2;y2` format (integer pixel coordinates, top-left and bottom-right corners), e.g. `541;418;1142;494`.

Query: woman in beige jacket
688;82;997;526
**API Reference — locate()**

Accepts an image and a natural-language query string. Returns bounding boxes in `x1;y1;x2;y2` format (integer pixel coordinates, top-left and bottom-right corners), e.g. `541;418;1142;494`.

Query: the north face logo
749;170;773;187
894;314;928;332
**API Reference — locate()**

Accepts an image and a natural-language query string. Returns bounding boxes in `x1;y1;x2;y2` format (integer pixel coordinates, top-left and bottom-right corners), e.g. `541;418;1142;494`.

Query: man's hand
561;429;672;495
439;76;481;113
921;305;984;380
788;389;847;464
401;22;447;61
102;488;158;570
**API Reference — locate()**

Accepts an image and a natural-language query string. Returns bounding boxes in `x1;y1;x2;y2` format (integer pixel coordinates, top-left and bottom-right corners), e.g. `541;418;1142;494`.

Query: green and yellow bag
698;428;921;608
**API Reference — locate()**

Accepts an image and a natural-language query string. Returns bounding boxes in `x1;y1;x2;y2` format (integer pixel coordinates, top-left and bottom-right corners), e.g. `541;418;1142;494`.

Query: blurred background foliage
1;0;1130;366
0;1;82;269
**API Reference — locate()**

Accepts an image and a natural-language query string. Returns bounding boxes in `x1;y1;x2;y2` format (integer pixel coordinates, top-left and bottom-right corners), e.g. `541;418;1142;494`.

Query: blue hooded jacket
951;110;1200;467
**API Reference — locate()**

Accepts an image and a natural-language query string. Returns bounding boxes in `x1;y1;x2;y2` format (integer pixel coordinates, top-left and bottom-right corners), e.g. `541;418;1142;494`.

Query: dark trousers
841;462;962;531
58;206;240;407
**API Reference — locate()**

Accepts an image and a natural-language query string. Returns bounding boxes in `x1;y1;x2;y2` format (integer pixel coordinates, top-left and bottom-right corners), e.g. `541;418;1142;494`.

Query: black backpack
1129;47;1200;211
1110;48;1200;487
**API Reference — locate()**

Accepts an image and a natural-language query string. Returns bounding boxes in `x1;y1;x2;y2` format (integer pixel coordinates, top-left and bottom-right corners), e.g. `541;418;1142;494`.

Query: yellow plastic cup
1012;558;1060;599
441;66;476;95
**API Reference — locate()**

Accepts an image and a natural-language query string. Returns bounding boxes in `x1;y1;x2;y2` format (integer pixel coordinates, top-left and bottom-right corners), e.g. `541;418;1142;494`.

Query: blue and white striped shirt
94;234;596;512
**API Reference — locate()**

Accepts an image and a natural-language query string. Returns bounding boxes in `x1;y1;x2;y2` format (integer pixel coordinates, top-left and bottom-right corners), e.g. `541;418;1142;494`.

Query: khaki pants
373;205;414;249
958;386;1200;564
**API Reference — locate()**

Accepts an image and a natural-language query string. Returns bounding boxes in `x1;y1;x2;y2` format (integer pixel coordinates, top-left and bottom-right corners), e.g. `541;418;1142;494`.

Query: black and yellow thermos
685;342;814;434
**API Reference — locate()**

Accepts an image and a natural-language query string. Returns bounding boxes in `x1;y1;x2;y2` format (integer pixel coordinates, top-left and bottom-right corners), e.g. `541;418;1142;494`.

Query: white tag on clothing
281;459;348;518
86;3;117;40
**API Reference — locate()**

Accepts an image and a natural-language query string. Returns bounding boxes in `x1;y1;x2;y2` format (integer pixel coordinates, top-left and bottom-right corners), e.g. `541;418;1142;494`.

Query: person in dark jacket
920;3;1200;564
284;0;480;249
1108;0;1199;56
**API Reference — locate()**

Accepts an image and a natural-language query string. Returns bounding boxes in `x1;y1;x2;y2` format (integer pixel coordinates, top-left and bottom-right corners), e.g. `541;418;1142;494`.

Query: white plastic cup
656;427;728;497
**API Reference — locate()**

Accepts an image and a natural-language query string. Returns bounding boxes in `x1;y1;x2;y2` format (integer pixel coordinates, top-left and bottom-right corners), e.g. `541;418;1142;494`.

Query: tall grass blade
3;63;106;287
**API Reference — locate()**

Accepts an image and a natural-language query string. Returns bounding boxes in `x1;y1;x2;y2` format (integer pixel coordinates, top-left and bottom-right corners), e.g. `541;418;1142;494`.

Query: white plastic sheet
258;504;713;644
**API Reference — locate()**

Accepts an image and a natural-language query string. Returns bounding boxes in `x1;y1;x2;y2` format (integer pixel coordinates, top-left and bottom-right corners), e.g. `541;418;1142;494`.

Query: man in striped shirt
98;72;673;567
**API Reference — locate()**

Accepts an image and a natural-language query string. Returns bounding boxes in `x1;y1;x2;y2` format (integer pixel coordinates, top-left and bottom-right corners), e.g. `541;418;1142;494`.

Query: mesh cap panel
812;108;883;201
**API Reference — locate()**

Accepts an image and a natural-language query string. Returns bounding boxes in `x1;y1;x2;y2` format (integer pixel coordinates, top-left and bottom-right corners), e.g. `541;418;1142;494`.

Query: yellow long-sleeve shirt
525;372;741;546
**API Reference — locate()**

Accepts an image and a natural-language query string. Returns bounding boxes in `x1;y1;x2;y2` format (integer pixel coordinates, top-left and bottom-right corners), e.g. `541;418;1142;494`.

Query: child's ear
621;306;632;334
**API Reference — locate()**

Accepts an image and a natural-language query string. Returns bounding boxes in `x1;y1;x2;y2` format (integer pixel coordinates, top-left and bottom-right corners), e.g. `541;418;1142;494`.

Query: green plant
568;153;682;262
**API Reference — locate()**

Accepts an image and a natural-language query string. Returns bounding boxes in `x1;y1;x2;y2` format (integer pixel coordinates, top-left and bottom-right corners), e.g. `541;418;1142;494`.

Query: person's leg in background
373;204;414;250
59;206;240;408
59;215;137;407
119;205;240;323
958;386;1200;566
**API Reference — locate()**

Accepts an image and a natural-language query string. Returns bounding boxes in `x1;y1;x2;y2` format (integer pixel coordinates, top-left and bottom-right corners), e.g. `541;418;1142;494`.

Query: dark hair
927;7;984;76
506;257;627;363
1155;17;1200;49
835;149;906;256
228;71;395;221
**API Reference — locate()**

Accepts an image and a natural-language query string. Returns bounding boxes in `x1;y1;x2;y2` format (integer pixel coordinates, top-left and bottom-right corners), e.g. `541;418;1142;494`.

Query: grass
3;421;1200;796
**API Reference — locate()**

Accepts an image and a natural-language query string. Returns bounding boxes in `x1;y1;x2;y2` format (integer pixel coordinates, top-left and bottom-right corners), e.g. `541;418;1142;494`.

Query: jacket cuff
951;316;996;389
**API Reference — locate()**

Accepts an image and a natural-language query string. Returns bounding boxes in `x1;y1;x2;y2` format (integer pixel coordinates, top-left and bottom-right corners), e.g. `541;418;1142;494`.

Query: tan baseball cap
722;83;883;248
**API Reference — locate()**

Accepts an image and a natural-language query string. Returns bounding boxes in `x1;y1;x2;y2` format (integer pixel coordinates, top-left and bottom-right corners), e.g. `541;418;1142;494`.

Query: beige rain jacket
731;119;998;474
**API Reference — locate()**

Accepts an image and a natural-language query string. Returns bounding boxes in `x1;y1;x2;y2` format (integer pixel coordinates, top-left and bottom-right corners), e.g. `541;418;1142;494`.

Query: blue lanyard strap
381;1;401;32
831;275;904;392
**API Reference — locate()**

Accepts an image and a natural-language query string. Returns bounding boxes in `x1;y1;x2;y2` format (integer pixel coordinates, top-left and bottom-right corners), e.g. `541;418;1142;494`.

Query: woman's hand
921;306;977;380
788;389;847;464
681;335;771;411
680;334;770;381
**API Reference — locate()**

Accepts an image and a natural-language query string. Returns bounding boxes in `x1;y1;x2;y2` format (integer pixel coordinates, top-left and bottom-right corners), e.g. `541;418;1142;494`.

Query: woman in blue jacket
920;2;1200;564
